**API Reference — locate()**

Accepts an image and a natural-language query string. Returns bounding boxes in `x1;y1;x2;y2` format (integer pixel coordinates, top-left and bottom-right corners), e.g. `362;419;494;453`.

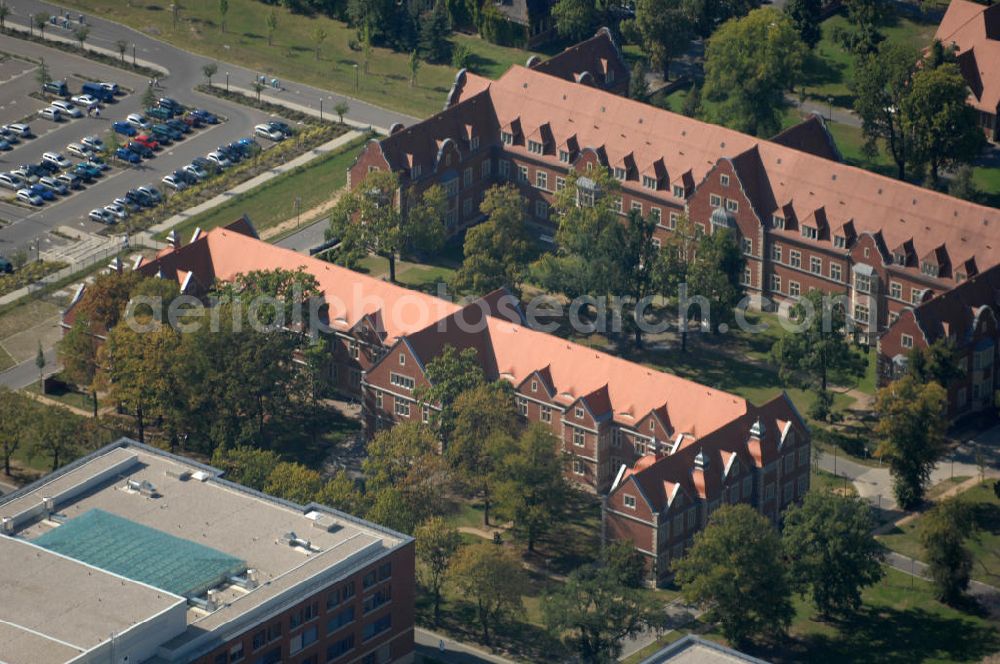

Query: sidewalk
228;84;389;135
140;129;363;241
884;550;1000;613
4;21;168;75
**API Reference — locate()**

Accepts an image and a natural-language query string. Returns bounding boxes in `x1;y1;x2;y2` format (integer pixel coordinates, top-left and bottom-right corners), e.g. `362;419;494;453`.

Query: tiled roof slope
529;28;629;89
934;0;1000;113
770;114;842;162
905;260;1000;346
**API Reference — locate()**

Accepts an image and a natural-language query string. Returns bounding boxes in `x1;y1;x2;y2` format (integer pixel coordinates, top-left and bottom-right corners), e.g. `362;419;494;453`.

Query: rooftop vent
749;417;765;438
1;516;13;534
281;531;316;552
694;450;707;470
165;468;192;481
126;479;158;497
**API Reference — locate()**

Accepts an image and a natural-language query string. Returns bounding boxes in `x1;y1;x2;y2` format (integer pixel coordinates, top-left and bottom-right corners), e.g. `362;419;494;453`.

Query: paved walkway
415;628;516;664
884;551;1000;616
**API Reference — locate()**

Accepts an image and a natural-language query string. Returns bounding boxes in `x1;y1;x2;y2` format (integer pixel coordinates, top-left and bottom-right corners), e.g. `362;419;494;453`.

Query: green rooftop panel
33;509;246;597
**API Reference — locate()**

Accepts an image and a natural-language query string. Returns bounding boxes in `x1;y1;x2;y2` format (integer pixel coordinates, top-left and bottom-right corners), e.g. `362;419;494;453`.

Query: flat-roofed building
0;439;414;664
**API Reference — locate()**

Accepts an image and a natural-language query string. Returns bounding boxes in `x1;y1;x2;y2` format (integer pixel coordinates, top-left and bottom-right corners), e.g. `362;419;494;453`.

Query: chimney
166;230;180;249
749;417;765;439
694;450;707;470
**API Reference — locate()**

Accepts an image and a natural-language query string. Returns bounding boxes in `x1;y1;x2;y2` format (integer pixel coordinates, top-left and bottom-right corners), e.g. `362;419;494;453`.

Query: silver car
0;172;25;190
39;176;68;195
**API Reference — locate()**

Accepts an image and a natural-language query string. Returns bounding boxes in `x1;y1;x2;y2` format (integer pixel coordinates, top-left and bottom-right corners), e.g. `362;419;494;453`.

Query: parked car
125;189;154;208
42;152;72;169
43;80;69;97
50;100;83;118
189;109;219;124
0;257;12;273
116;147;141;164
191;156;215;172
126;113;151;130
100;82;120;96
82;81;114;103
146;106;173;121
0;173;25;190
254;123;284;141
38;176;68;195
0;139;11;151
216;144;241;163
137;185;162;203
182;112;204;128
28;183;55;202
71;94;100;109
86;156;109;171
184;163;208;181
66;142;92;159
166;118;191;134
268;120;293;136
17;188;43;206
148;126;173;145
89;208;115;224
151;124;182;142
114;196;140;212
15;164;47;182
134;134;159;151
127;141;153;159
72;162;100;182
39;107;62;122
206;151;231;169
161;174;187;191
4;123;31;138
80;135;105;152
104;203;128;220
36;160;59;175
0;129;20;144
57;173;82;190
113;121;137;136
158;97;183;113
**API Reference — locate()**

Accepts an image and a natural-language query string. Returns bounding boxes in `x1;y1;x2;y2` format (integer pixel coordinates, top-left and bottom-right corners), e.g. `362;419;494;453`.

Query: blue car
112;121;137;136
115;147;141;164
189;109;219;124
0;139;10;151
29;183;56;201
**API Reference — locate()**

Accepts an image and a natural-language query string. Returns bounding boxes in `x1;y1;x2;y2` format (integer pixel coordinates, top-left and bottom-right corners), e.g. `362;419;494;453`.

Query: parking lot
0;35;292;253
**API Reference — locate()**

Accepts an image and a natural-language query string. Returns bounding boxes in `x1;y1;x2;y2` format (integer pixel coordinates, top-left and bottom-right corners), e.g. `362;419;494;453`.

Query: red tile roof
935;0;1000;113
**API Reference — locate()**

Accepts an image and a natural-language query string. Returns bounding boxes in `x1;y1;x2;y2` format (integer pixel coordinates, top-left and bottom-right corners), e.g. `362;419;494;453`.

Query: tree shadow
243;31;264;40
801;51;844;89
464;51;499;74
972;502;1000;535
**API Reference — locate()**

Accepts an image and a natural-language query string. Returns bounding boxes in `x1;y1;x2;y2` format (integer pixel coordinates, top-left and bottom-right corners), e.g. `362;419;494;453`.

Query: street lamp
29;14;33;36
132;43;136;66
320;98;323;121
225;71;229;92
353;64;359;92
828;96;834;123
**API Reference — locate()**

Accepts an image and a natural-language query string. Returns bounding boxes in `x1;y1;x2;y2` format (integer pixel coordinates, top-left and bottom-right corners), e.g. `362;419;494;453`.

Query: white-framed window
771;274;781;293
911;288;925;305
810;257;822;274
530;380;538;392
854;304;870;324
573;428;585;446
573;459;585;475
673;184;685;198
541;405;552;422
726;199;739;213
575;406;585;418
613;197;623;214
650;207;662;224
463;167;473;187
830;263;842;282
395;400;410;417
399;352;406;366
631;201;643;214
535;170;548;190
528;140;543;154
834;235;846;249
614;167;626;180
668;212;679;229
642;175;657;189
890;281;902;299
789;281;801;297
771;214;785;229
559;149;571;163
741;237;753;255
772;244;782;262
555;176;566;192
535;200;548;220
624;494;636;509
481;159;492;179
721;174;730;186
517;165;528;182
741;266;751;286
901;334;913;349
374;390;383;409
710;193;722;207
390;373;414;390
789;250;801;268
517;397;528;416
470;135;480;151
653;237;662;250
801;225;818;240
501;131;513;145
855;273;871;294
349;340;359;359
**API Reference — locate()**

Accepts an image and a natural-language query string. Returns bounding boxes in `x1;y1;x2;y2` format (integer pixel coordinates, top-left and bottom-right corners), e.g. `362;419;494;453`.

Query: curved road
3;0;417;132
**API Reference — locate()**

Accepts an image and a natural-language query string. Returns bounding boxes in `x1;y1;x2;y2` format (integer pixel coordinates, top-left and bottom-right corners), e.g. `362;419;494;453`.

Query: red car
135;134;160;151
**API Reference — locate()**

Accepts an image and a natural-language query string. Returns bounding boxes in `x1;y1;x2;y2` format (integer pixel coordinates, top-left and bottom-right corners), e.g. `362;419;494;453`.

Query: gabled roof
529;28;629;91
770;114;842;163
934;0;1000;113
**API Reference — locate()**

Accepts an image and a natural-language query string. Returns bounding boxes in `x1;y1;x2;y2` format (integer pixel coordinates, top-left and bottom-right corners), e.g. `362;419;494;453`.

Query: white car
114;196;140;212
3;123;31;138
71;94;100;109
161;174;187;191
206;151;231;169
50;100;83;118
39;176;68;195
88;208;114;224
0;173;25;190
17;188;43;206
39;107;62;121
81;135;105;152
254;123;284;141
101;82;119;96
137;185;162;203
42;152;72;169
126;113;150;129
104;203;128;220
66;142;93;159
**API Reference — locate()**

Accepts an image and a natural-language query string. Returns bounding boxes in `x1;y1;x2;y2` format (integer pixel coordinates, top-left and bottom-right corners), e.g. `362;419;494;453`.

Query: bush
451;42;472;70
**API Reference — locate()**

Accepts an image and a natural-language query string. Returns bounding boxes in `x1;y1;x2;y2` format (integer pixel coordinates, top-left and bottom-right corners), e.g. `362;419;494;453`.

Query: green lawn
160;136;367;242
878;481;1000;587
24;378;97;412
53;0;536;118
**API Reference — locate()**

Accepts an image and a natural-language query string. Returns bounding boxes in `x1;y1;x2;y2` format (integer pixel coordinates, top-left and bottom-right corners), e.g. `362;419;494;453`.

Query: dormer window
623;494;636;508
614;167;626;180
726;199;739;213
576;177;597;207
399;353;406;366
642;175;657;190
771;214;785;230
801;225;817;240
921;262;939;278
894;252;906;265
575;406;584;418
957;271;967;283
559;150;570;163
531;380;538;392
672;184;685;198
528;140;543;154
720;174;730;187
411;164;421;179
501;131;513;145
470;136;480;151
649;420;655;432
834;235;846;249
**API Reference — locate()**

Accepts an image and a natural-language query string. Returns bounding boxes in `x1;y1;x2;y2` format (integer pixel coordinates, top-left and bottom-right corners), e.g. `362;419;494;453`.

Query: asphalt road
3;0;418;132
0;33;284;251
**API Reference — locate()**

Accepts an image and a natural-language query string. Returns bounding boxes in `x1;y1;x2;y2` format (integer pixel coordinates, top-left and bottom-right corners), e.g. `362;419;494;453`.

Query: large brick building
878;260;1000;419
934;0;1000;143
349;30;1000;344
0;439;413;664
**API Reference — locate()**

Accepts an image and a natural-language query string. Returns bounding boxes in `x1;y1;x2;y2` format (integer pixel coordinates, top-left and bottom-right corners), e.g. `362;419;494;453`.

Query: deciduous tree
784;0;822;49
702;8;806;137
363;421;448;524
874;375;948;509
921;496;974;604
449;543;527;644
625;0;692;80
203;62;218;87
673;504;793;647
415;516;462;623
908;338;965;389
264;461;324;504
219;0;228;32
452;185;534;296
266;8;278;46
782;492;885;616
210;445;281;490
552;0;596;41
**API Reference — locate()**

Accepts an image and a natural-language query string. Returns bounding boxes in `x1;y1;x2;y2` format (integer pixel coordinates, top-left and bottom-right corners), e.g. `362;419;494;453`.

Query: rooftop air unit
1;516;12;534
